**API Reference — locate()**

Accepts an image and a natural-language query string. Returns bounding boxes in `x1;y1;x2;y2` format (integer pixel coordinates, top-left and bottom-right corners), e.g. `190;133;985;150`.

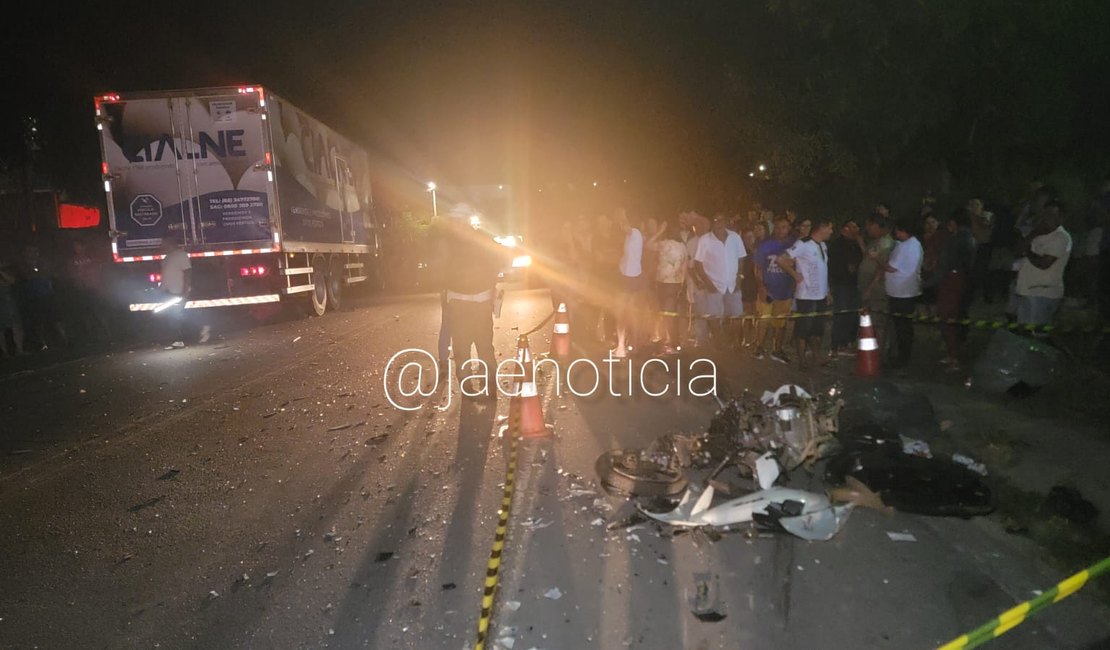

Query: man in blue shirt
752;217;795;363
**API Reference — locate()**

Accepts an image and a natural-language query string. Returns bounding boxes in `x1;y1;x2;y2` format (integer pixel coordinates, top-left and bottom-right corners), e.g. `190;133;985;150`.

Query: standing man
857;213;895;357
444;215;505;399
927;211;976;371
692;215;747;348
1014;201;1071;332
613;208;644;358
752;216;795;363
828;220;863;356
968;198;995;303
160;236;194;350
779;219;832;368
882;220;924;369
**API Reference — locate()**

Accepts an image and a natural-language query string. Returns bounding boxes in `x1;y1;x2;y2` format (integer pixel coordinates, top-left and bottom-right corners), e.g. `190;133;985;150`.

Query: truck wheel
327;256;344;311
309;254;328;316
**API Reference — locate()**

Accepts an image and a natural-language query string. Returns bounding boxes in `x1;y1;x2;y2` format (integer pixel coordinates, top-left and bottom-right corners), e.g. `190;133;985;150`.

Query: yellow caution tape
937;555;1110;650
474;394;522;650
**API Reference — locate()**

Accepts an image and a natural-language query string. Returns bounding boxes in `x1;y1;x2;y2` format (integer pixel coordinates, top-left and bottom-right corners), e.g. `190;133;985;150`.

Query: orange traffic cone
512;335;554;438
551;302;570;359
855;311;881;377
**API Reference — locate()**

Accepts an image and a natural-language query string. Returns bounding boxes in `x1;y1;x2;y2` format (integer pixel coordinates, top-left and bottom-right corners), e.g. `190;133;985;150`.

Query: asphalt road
1;289;1108;649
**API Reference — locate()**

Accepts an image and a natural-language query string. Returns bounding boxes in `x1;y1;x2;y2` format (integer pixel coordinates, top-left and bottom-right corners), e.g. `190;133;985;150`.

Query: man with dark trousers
443;216;506;399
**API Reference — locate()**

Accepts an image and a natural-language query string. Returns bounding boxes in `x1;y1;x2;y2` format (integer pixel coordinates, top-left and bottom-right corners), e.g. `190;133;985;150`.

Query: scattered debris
900;436;932;459
208;590;220;599
952;454;988;476
327;423;355;432
442;583;457;591
641;485;854;541
886;532;917;542
544;587;563;600
596;384;841;498
365;434;389;445
504;600;521;611
9;449;33;456
118;553;134;564
262;412;278;419
375;552;394;563
156;469;180;481
521;518;554;530
266;571;279;579
292;336;302;343
128;496;165;513
303;549;315;559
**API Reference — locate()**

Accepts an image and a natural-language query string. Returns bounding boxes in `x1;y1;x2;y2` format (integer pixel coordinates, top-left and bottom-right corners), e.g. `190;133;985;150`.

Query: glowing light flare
511;255;532;268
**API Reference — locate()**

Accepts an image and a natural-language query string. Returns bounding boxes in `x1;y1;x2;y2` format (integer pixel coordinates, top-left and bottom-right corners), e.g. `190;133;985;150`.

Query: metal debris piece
641;485;854;541
544;587;562;600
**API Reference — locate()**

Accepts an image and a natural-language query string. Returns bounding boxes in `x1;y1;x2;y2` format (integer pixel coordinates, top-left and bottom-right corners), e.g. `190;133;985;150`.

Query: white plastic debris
755;452;780;490
627;534;641;542
266;571;279;578
900;435;932;458
505;600;521;611
521;518;554;530
208;590;220;599
497;636;516;649
544;587;563;600
591;518;606;527
952;454;988;476
887;532;917;542
761;384;812;406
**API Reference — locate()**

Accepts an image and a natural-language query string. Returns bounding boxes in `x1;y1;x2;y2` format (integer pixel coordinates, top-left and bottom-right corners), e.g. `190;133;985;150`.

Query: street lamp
758;164;766;172
426;181;438;217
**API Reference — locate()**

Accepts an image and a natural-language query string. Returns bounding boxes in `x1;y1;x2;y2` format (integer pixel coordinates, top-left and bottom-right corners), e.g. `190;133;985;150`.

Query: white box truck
95;85;380;316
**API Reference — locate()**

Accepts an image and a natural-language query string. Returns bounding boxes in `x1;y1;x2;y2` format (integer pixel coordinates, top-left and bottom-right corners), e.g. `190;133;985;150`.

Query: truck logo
125;130;248;163
130;194;163;227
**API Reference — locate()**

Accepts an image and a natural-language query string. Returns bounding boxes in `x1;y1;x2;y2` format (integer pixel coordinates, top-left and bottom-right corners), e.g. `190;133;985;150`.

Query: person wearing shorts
692;215;747;347
753;217;795;363
780;219;833;368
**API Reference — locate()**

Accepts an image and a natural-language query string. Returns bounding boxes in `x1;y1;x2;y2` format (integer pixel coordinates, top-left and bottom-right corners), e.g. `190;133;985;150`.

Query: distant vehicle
94;85;382;317
493;234;533;284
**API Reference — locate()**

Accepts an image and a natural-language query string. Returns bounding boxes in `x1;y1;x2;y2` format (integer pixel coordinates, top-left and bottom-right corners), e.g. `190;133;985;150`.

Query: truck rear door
99;90;272;254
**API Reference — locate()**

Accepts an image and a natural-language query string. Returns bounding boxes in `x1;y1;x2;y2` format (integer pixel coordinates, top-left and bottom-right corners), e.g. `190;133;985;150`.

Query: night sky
5;1;1110;217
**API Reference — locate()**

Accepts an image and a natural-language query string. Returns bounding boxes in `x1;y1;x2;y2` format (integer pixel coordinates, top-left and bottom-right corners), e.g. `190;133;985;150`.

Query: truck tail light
239;265;268;277
149;273;162;283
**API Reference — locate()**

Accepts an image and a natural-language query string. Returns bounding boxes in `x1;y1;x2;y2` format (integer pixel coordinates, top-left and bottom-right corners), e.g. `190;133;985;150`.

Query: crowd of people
543;183;1110;373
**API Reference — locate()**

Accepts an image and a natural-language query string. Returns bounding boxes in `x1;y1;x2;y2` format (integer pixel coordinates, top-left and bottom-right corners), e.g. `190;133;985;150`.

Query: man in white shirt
1015;201;1071;330
692;215;747;347
881;220;923;369
779;219;833;368
613;208;644;357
